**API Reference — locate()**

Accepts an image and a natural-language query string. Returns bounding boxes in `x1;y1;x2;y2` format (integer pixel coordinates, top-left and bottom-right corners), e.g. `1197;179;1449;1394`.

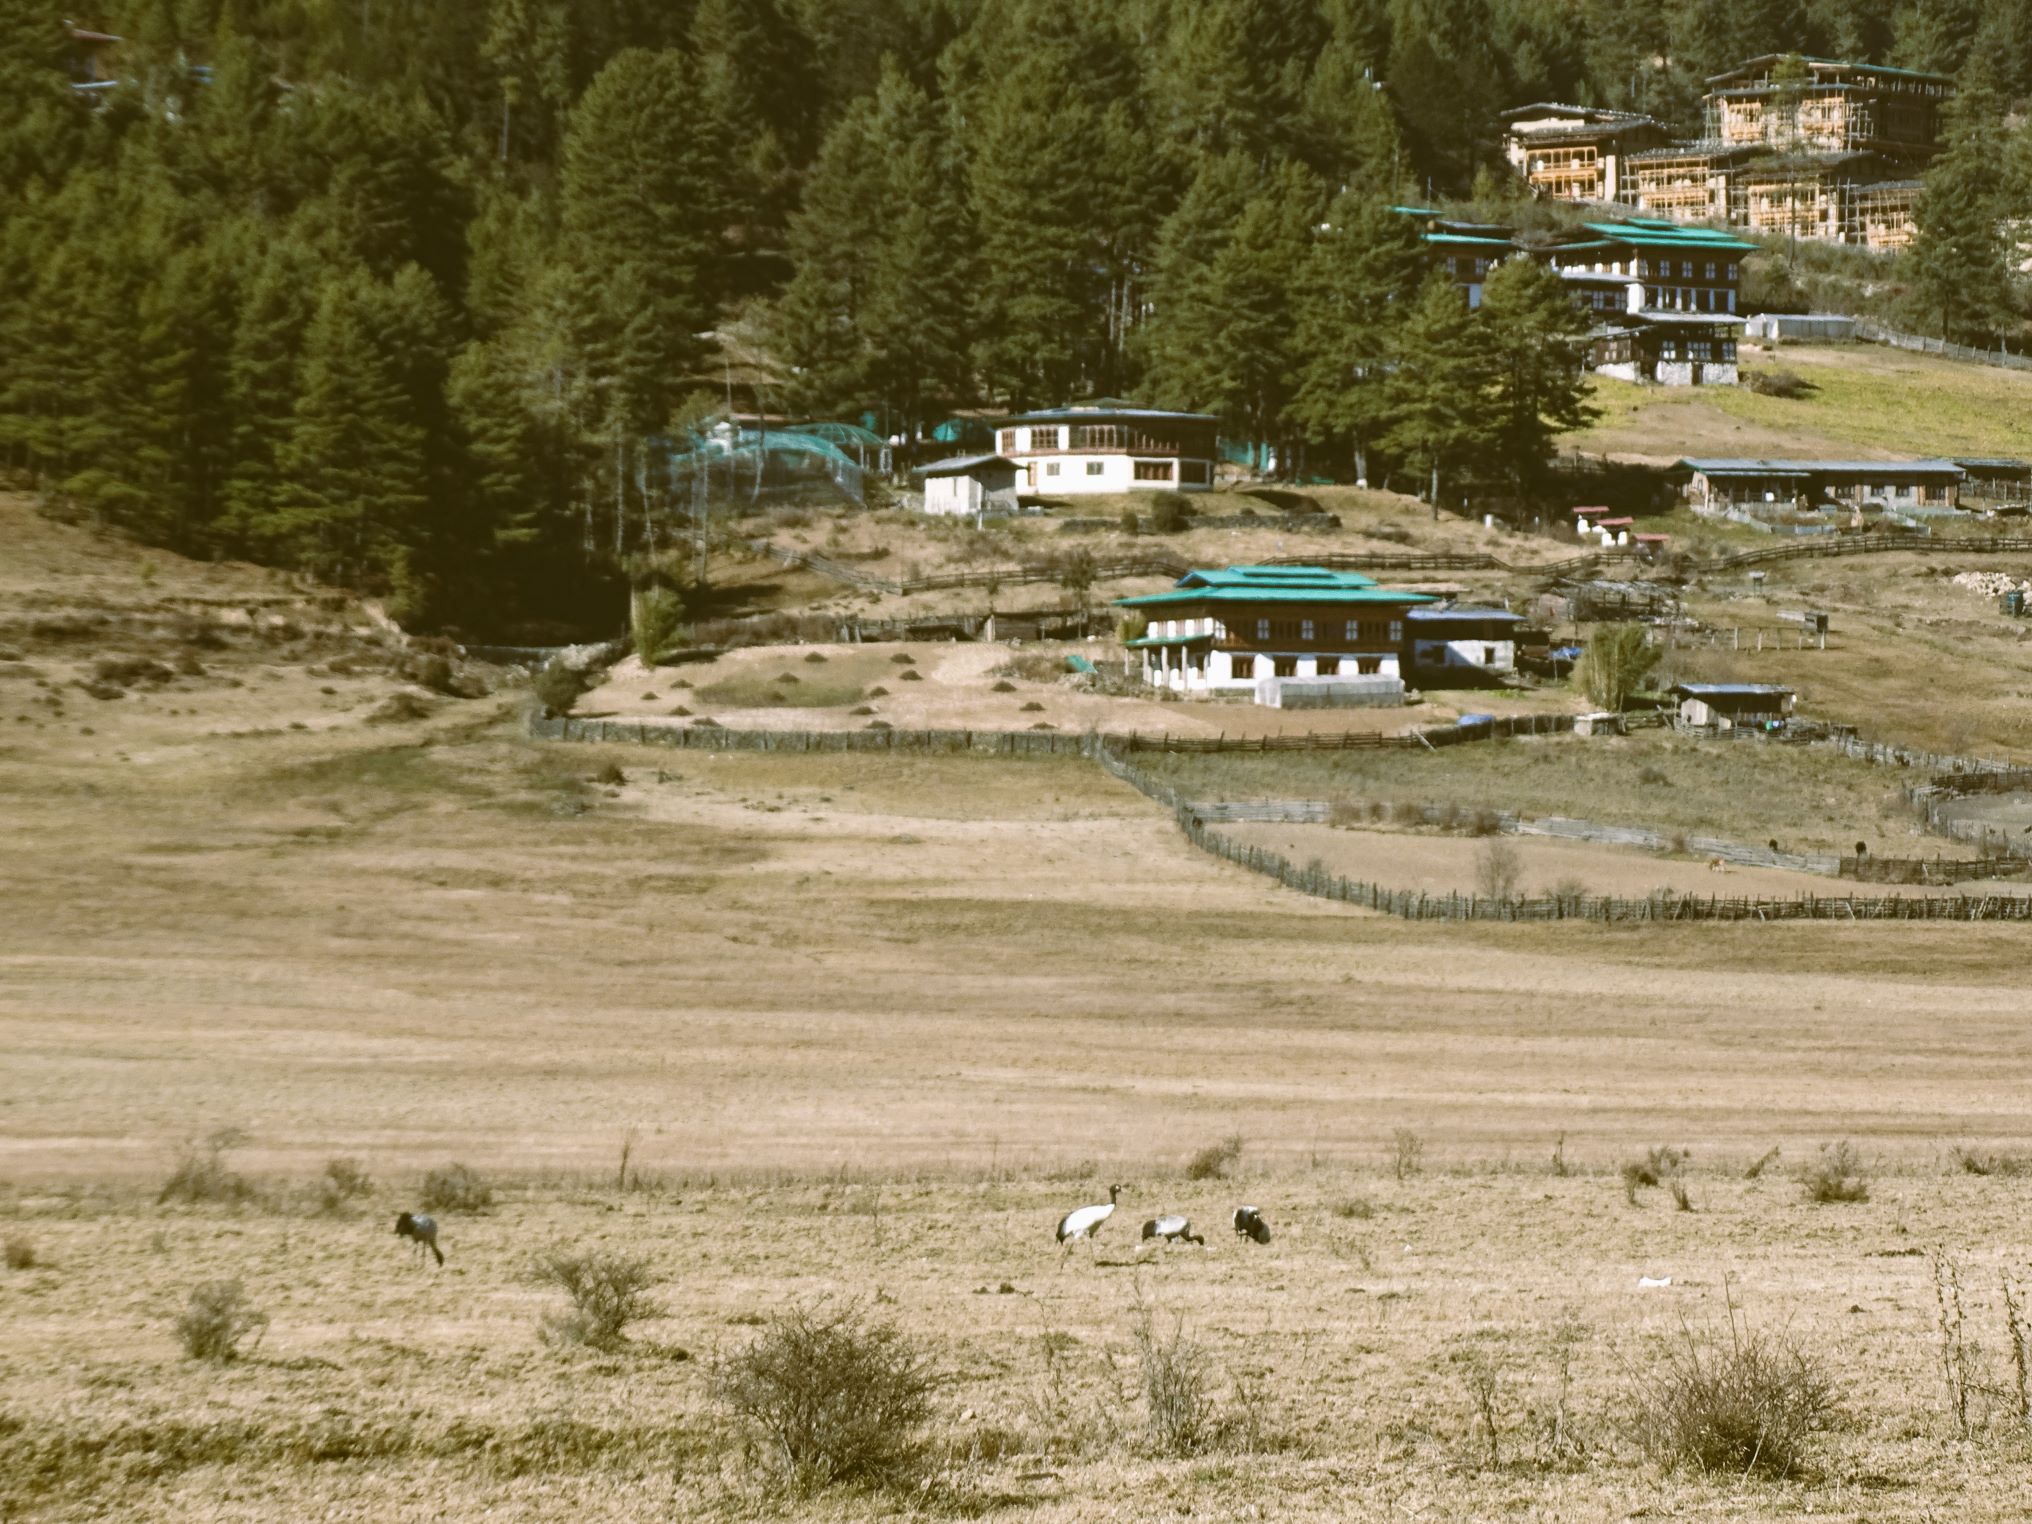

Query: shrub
1333;1196;1375;1220
1571;624;1659;712
1185;1134;1244;1181
1952;1145;2031;1177
5;1234;36;1270
1799;1140;1869;1203
630;586;686;666
898;668;923;682
1747;368;1814;399
158;1129;256;1206
419;1162;493;1213
1475;837;1522;901
991;679;1017;693
534;1247;662;1351
593;760;626;786
314;1157;373;1215
1744;1146;1781;1180
1133;1307;1213;1456
533;663;587;716
1120;508;1141;535
889;652;915;665
1148;492;1193;534
176;1280;269;1363
1625;1308;1839;1479
1390;1128;1425;1180
715;1300;934;1492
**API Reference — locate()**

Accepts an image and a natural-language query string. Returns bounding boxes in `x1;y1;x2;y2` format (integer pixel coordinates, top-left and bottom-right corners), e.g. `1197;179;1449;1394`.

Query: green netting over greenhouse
659;421;870;509
794;421;890;470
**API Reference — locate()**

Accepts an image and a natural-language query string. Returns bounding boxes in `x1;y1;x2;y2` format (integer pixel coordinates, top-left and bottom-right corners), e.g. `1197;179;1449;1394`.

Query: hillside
1567;341;2032;464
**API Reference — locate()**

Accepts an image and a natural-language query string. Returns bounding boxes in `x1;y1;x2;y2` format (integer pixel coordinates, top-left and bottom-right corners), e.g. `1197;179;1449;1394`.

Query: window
1357;658;1382;675
1317;657;1340;676
1045;461;1059;477
999;429;1018;453
1343;619;1359;642
1178;460;1210;485
1273;657;1298;677
1725;262;1738;281
1689;340;1713;361
1231;653;1257;679
1086;461;1103;476
1134;460;1172;482
1256;619;1270;640
1388;620;1402;643
1070;424;1125;450
1299;619;1314;642
1681;261;1694;278
1721;340;1738;361
1704;261;1717;279
1028;425;1060;451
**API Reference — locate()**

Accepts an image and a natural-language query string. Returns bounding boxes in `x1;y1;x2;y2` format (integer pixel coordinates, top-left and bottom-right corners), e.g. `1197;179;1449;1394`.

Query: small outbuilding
915;453;1021;517
1672;681;1795;731
1406;605;1524;675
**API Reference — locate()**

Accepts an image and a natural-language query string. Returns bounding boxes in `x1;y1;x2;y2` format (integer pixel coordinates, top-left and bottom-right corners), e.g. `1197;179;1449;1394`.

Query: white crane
1141;1214;1205;1247
1055;1183;1125;1250
1231;1205;1271;1244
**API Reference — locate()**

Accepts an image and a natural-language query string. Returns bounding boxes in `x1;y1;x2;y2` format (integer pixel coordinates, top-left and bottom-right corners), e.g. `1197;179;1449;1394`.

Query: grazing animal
1141;1214;1205;1247
1056;1184;1124;1249
1707;857;1727;873
394;1211;444;1267
1231;1206;1271;1244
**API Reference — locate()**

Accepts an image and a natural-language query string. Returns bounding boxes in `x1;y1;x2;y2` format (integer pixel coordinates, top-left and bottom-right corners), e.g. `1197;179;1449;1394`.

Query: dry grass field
11;497;2032;1519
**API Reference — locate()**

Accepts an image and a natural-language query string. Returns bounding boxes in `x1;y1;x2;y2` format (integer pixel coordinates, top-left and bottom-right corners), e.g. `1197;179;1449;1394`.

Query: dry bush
1475;837;1522;901
1391;1127;1426;1180
1744;1146;1781;1180
1746;368;1814;399
314;1157;373;1215
1953;1145;2032;1178
991;679;1017;693
1625;1305;1839;1479
533;1247;662;1351
1333;1196;1375;1220
1799;1140;1869;1203
715;1300;934;1492
1622;1146;1688;1205
158;1129;257;1206
1133;1307;1214;1456
1185;1134;1244;1181
5;1234;36;1270
532;663;586;715
175;1280;269;1363
419;1162;493;1213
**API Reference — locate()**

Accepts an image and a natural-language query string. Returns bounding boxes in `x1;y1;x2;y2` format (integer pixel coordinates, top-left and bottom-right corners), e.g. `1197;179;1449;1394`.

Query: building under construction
1504;55;1953;251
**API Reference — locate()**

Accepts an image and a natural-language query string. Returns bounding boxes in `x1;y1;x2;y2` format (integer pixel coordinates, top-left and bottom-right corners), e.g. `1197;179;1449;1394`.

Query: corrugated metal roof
1583;220;1759;252
1679;457;1964;475
1407;606;1524;623
1117;586;1436;609
913;453;1015;477
998;405;1216;425
1673;682;1795;696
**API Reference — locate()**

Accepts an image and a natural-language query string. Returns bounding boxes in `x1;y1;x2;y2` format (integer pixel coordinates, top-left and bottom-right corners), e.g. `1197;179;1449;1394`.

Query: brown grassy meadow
9;498;2032;1518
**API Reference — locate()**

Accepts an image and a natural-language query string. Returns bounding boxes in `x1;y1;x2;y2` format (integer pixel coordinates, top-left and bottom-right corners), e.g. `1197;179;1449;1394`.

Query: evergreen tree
1477;255;1598;493
276;273;432;595
560;48;727;436
221;234;323;550
1906;76;2021;345
690;0;819;244
1387;0;1506;193
1292;195;1426;483
772;94;884;415
1153;0;1325;164
1382;274;1497;505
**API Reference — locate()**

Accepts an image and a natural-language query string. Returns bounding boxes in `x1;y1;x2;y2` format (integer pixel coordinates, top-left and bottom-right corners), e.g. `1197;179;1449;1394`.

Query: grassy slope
1568;342;2032;463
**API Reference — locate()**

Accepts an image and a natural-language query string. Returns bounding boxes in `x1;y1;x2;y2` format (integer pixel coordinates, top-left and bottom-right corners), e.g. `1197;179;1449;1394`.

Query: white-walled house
995;404;1218;495
915;453;1021;517
1115;565;1435;703
1405;606;1524;674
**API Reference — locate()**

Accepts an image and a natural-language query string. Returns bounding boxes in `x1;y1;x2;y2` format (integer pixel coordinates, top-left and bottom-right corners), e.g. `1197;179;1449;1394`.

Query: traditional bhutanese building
994;403;1218;495
1393;208;1517;309
1115;565;1435;701
1503;54;1953;252
1539;220;1756;386
1501;104;1670;205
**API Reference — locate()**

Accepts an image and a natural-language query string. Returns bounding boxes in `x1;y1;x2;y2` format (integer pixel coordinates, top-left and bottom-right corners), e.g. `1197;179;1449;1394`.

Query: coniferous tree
1292;196;1426;484
1382;274;1498;504
1478;256;1598;493
1906;75;2021;345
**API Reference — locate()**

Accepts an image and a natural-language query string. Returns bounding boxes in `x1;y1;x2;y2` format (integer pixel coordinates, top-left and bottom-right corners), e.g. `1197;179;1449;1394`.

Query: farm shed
1676;457;1963;514
914;453;1020;517
1672;682;1795;730
1405;606;1524;675
1952;458;2031;505
1744;313;1856;341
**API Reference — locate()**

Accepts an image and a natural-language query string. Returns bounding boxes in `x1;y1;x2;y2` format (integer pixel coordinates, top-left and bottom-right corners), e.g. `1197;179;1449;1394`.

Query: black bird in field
394;1211;444;1266
1141;1214;1205;1247
1231;1205;1271;1244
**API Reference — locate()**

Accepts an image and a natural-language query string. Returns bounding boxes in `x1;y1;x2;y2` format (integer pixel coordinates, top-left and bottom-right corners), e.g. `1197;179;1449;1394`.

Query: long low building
1677;457;1964;514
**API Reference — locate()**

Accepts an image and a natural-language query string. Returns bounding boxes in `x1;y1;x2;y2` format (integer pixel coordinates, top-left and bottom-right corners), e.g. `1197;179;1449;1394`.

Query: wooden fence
530;712;2032;922
1854;319;2032;373
1704;535;2032;572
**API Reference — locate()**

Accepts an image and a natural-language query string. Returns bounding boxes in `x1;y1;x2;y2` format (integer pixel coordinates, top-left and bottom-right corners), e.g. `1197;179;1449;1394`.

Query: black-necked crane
1141;1214;1205;1247
1055;1184;1124;1250
1231;1205;1271;1244
394;1211;444;1266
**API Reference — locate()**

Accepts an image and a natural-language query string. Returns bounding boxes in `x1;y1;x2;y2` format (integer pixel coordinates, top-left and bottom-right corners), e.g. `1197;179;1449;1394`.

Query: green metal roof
1116;564;1434;610
1582;220;1757;252
1425;233;1514;248
1125;632;1215;648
